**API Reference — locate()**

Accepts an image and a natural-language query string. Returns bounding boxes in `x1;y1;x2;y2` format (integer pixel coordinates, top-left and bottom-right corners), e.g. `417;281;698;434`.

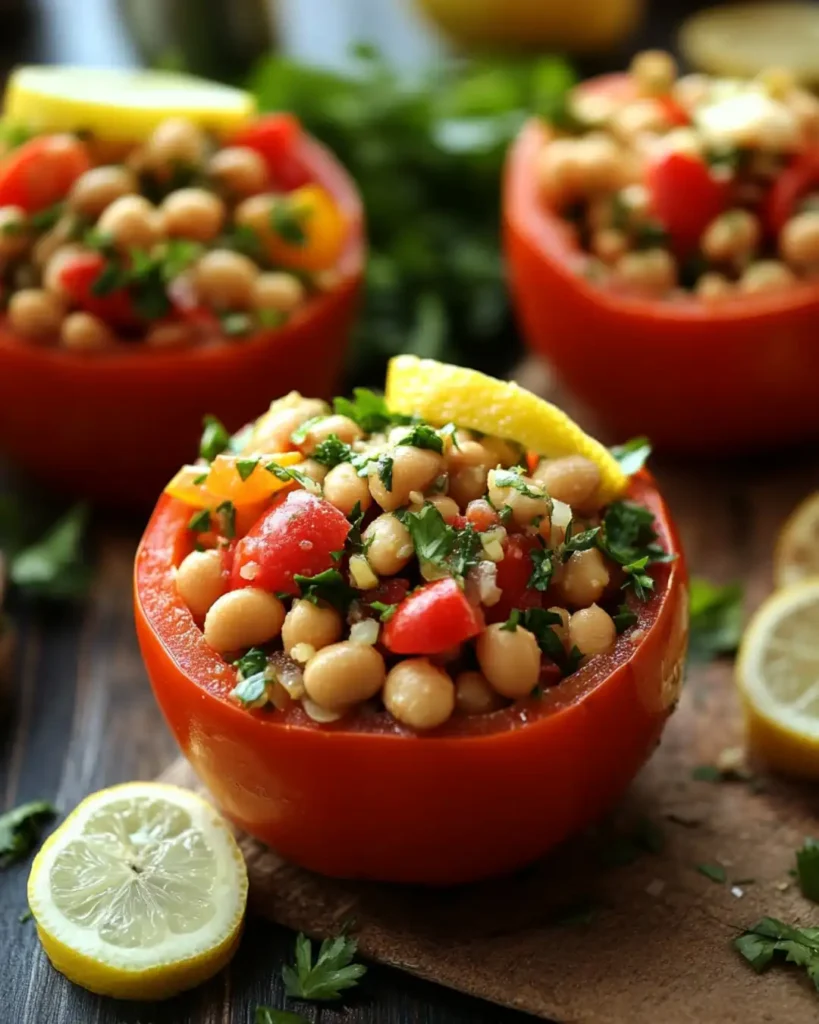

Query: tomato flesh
485;534;543;624
382;578;483;654
57;252;139;327
766;148;819;236
645;150;729;254
231;113;311;191
0;135;90;212
230;490;350;594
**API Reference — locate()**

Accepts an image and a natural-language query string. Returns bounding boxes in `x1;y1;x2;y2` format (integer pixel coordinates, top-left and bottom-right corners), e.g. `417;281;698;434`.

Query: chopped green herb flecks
796;839;819;903
188;508;211;533
396;423;444;453
236;458;259;481
0;801;56;868
216;501;236;539
295;569;355;611
199;415;231;462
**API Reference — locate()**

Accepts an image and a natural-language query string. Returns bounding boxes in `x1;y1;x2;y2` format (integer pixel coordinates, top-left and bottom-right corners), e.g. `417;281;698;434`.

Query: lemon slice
385;356;628;504
774;492;819;589
27;782;247;1000
737;580;819;779
679;3;819;85
4;66;256;142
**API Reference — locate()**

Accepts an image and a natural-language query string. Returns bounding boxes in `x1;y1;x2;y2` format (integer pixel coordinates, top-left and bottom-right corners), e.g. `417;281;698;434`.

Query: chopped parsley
345;501;367;555
689;578;743;662
796;839;819;903
216;501;236;540
696;863;727;884
503;607;578;674
236;458;259;481
561;524;601;560
233;647;268;679
396;423;443;454
295;568;355;611
28;202;65;233
281;932;367;1001
333;388;411;434
528;546;555;591
596;500;672;600
369;601;398;623
310;435;353;468
221;312;254;337
265;462;318;490
396;503;481;579
290;415;326;445
374;453;394;491
735;917;819;990
199;415;230;462
612;603;638;633
188;508;211;533
610;437;652;476
491;467;546;500
0;801;56;868
270;199;309;246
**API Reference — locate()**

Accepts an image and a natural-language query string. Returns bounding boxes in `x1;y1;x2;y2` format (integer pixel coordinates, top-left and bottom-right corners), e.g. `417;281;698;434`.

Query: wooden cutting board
161;362;819;1024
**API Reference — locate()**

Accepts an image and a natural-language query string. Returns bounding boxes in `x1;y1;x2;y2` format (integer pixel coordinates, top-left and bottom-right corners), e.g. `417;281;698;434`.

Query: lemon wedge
774;491;819;589
385;356;628;504
4;66;256;142
27;782;247;1000
737;580;819;779
679;3;819;85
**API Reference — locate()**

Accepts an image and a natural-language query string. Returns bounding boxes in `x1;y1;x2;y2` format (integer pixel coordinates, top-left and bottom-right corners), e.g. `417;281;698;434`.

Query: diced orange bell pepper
164;451;302;509
265;184;348;272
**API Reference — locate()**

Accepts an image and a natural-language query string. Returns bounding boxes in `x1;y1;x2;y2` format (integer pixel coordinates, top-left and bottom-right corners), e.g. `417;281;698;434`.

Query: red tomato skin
381;578;483;654
765;148;819;235
645;150;729;254
230;490;350;594
656;95;690;127
231;113;311;191
465;499;499;532
0;135;91;212
57;252;138;327
485;534;543;624
135;473;687;884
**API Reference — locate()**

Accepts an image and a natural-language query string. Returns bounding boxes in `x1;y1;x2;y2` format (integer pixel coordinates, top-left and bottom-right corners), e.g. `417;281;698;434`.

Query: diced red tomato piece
363;578;411;612
231;113;311;191
465;499;499;532
0;135;90;212
656;95;690;127
766;148;819;236
451;514;469;531
230;490;350;595
645;150;730;254
539;658;563;689
57;252;138;328
485;534;543;624
382;578;483;655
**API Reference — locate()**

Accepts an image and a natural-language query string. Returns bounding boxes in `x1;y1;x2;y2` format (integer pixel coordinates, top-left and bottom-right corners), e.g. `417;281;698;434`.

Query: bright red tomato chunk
382;578;483;655
485;534;543;624
231;490;350;594
231;113;311;191
645;150;729;255
0;135;90;212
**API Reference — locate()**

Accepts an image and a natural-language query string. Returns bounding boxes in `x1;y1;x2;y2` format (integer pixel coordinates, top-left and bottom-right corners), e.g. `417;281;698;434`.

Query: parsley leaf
281;932;367;1001
528;546;554;591
234;647;268;679
612;603;638;633
28;202;65;233
236;457;260;481
516;607;566;667
797;839;819;903
290;415;327;445
0;801;56;868
216;501;236;539
396;424;443;453
398;503;481;579
374;453;394;491
622;555;654;600
696;863;727;884
188;508;211;533
735;917;819;989
610;437;652;476
9;504;90;600
295;569;355;611
561;524;601;561
491;468;546;500
596;500;671;600
265;462;319;491
221;312;254;337
199;415;231;462
270;199;309;246
333;389;410;434
310;435;353;468
346;501;367;555
255;1009;309;1024
689;578;743;662
369;600;398;622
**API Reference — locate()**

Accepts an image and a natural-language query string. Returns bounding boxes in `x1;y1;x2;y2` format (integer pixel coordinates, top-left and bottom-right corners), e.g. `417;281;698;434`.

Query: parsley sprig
0;800;56;868
595;500;673;601
281;932;367;1001
295;569;355;611
396;503;481;580
735;917;819;990
797;839;819;903
333;389;412;434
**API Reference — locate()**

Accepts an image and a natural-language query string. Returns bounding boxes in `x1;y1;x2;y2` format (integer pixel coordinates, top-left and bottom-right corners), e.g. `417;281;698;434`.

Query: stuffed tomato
505;52;819;453
135;357;687;884
0;67;364;504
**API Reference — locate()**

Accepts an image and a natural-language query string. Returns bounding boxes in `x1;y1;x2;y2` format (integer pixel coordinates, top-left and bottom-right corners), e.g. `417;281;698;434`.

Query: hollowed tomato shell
504;98;819;454
0;131;365;506
134;472;688;885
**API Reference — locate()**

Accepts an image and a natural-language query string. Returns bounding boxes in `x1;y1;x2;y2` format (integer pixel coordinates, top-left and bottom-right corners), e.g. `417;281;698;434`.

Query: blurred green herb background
250;46;575;384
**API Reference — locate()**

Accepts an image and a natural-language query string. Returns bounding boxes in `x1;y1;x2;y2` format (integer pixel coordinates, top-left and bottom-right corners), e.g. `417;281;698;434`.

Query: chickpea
673;73;711;112
253;272;306;315
610;99;670;142
0;205;30;258
32;215;76;269
234;193;274;235
591;228;628;264
383;659;455;730
409;493;459;521
8;288;64;339
369;445;443;512
247;396;329;453
293;458;328;485
569;604;617;657
161;188;225;243
547;606;571;650
534;456;602;514
97;195;164;253
696;272;734;303
299;414;363;455
194;249;258;310
363;514;414;576
537;138;584;201
559;548;611;609
68;166;137;218
738;260;796;294
448;466;489;509
454;671;506;715
203;588;285;653
282;599;342;655
487;470;551;530
176;549;226;619
780;210;819;268
480;436;522;469
208;146;268;198
701;210;760;263
447;439;490;474
630;50;677;97
476;623;541;699
323;462;372;516
615;249;676;297
144;322;192;350
303;641;386;710
145;117;206;173
60;312;114;353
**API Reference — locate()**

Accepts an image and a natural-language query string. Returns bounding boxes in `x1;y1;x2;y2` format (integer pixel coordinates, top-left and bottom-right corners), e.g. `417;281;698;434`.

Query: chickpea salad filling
166;374;672;733
0;112;348;353
537;50;819;301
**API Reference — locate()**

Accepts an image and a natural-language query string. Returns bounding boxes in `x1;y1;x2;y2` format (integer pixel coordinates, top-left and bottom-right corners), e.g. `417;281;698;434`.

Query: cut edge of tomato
506;108;819;324
135;471;686;744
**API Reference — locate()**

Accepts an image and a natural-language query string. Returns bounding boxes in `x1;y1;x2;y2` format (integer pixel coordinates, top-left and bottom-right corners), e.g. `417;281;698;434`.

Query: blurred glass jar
412;0;645;53
117;0;274;81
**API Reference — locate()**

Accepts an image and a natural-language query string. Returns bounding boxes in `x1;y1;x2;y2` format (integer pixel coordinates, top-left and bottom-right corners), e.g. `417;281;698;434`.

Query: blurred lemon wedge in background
27;782;247;1000
737;579;819;780
774;491;819;589
385;355;628;504
4;66;255;142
